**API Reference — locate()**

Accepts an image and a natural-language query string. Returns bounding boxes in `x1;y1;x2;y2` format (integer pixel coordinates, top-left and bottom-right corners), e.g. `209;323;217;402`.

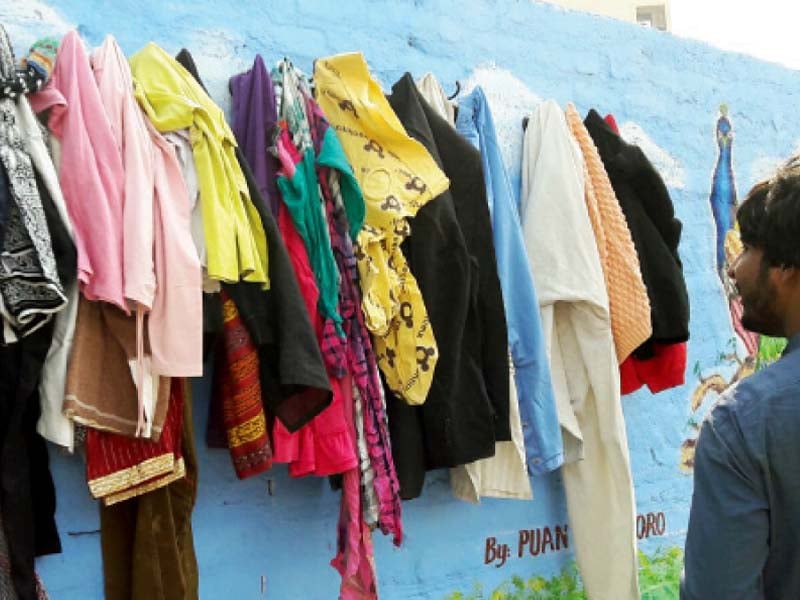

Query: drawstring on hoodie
135;303;147;437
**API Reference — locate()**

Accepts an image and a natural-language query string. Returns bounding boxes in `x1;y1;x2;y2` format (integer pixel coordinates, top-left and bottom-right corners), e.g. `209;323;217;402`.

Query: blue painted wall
5;1;800;598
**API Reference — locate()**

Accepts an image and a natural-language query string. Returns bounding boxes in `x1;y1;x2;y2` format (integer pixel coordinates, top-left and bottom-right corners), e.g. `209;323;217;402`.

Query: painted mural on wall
681;107;787;473
6;1;800;599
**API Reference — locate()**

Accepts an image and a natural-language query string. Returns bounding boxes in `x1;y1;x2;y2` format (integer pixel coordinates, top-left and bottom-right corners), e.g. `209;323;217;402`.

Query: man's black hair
764;167;800;268
737;180;769;248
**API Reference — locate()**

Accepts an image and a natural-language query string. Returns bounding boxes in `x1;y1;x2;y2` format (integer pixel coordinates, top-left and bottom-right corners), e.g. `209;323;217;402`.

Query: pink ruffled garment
331;373;378;600
271;182;356;477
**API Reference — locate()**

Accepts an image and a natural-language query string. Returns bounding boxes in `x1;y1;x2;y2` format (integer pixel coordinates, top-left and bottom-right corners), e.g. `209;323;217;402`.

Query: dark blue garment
682;334;800;599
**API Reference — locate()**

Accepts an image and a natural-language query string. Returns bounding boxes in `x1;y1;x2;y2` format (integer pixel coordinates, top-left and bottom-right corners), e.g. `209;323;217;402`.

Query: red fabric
85;378;184;501
620;343;687;395
272;205;357;477
331;372;377;600
213;290;273;479
604;113;620;134
606;110;688;396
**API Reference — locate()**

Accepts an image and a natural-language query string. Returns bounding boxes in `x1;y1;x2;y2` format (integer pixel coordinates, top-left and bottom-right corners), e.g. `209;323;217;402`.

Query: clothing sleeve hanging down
521;101;640;600
449;85;559;503
565;104;652;364
129;42;268;287
455;86;563;476
45;30;126;310
171;48;332;432
92;36;203;378
314;52;448;407
0;321;62;600
584;109;689;353
92;35;156;312
385;74;510;500
272;61;345;337
0;29;67;343
600;112;688;394
11;88;78;450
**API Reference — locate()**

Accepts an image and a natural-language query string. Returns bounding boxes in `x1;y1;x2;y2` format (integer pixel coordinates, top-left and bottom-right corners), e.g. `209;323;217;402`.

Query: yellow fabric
129;43;268;286
565;104;651;363
314;52;449;405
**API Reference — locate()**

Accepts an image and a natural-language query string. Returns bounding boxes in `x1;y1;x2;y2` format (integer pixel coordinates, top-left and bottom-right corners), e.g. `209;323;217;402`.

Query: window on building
637;4;668;31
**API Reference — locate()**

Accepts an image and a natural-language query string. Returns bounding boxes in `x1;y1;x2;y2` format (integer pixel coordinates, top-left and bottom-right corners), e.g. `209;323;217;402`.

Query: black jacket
176;49;332;432
386;74;510;499
584;109;690;356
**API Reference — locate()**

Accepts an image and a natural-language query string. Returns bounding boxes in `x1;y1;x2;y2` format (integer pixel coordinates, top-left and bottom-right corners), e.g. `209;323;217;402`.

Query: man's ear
773;264;799;287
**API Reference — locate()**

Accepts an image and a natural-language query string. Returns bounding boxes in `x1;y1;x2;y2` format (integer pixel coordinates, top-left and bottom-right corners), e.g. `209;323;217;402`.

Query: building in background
542;0;671;31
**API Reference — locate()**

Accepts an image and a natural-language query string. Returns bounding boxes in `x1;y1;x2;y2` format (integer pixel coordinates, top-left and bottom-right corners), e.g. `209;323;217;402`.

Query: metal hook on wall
448;80;461;101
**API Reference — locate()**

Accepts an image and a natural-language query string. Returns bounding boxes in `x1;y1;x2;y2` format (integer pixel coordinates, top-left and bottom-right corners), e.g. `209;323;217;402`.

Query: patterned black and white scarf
0;26;66;343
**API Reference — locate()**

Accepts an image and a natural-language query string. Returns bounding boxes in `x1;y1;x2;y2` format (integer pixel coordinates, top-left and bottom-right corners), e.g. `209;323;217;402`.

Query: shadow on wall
680;106;787;473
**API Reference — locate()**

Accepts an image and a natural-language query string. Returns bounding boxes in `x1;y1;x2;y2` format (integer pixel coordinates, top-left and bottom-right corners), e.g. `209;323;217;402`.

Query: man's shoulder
708;352;800;435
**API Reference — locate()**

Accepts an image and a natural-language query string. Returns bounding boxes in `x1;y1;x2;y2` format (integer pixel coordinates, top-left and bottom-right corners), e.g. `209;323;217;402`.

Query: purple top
229;54;281;216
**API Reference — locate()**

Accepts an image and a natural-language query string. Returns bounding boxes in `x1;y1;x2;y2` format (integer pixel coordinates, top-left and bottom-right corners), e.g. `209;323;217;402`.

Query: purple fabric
229;54;281;216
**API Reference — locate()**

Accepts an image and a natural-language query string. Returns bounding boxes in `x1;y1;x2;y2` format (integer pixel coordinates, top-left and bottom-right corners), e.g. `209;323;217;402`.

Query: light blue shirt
456;86;563;474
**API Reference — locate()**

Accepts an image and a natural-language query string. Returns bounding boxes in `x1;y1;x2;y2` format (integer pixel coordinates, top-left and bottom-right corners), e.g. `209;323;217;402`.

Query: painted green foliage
757;335;787;370
444;548;684;600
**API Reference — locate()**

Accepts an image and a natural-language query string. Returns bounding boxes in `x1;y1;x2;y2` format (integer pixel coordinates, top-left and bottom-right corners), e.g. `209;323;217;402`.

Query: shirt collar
783;332;800;357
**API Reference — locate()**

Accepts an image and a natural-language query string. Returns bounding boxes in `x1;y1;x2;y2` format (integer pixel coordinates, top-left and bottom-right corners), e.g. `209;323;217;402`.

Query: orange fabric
565;104;652;363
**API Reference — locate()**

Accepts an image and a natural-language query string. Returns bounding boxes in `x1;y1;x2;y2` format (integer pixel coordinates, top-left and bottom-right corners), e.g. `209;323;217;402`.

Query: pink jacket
91;36;202;378
47;31;126;310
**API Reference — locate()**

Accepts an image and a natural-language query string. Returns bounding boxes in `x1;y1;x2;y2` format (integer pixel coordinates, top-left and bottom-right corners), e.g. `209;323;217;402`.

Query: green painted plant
444;548;683;600
757;336;786;371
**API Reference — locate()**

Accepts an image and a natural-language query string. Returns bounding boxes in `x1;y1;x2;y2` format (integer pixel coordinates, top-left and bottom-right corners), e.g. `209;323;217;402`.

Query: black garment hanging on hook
385;73;510;500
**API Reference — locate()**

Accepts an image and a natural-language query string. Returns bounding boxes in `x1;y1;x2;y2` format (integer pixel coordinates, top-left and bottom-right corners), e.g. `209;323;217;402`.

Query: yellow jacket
129;43;268;286
315;52;449;405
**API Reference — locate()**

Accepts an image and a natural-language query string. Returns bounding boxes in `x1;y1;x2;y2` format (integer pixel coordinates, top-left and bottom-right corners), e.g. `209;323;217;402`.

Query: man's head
729;162;800;338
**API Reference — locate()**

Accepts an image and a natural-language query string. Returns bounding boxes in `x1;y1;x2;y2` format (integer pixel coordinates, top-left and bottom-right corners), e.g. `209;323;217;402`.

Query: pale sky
671;0;800;70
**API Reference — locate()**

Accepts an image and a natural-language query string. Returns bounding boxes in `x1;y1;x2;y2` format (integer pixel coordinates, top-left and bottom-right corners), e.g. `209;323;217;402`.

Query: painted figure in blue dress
710;104;737;280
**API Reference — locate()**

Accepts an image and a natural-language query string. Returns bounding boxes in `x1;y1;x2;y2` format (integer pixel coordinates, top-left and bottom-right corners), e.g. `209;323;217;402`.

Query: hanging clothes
43;30;126;310
454;86;562;476
314;52;447;406
174;48;332;432
99;378;198;600
230;59;356;479
601;113;688;394
584;109;690;354
385;74;510;499
129;43;268;287
521;100;639;600
414;73;456;126
63;297;170;439
565;104;651;364
85;375;183;505
0;510;50;600
451;85;561;502
307;100;403;541
13;65;78;450
0;322;61;600
92;35;203;378
0;27;66;342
